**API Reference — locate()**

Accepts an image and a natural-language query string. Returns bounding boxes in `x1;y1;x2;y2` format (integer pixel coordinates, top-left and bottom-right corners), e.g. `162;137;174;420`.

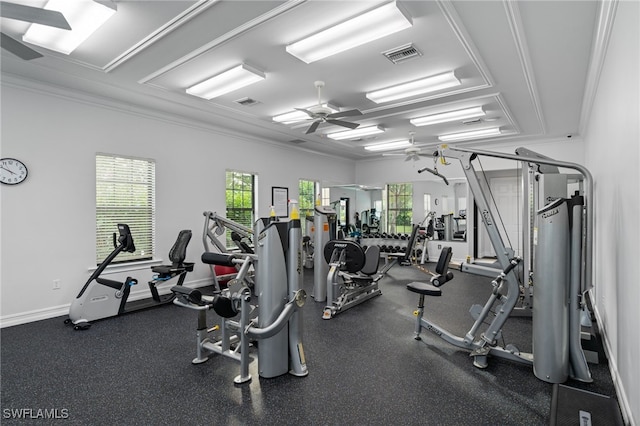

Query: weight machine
202;211;255;291
172;212;308;384
407;144;594;383
322;240;383;319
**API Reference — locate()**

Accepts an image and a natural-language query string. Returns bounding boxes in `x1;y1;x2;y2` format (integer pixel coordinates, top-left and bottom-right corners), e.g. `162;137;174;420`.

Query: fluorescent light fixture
22;0;117;55
438;127;502;142
273;104;338;124
286;1;412;64
327;125;384;141
411;106;486;127
366;71;461;104
186;64;265;100
364;140;412;152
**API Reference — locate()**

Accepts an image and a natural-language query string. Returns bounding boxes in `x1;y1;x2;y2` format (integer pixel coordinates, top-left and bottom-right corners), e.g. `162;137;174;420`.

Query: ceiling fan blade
326;119;359;129
327;109;362;119
1;32;43;60
0;2;71;30
305;120;321;134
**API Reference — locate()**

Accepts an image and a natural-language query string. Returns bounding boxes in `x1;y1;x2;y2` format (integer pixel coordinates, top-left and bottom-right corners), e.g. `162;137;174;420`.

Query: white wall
583;1;639;424
0;81;355;326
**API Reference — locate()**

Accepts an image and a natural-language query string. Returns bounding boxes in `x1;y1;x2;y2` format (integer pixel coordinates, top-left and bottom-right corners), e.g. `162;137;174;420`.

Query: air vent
288;139;306;144
382;43;422;64
234;97;260;106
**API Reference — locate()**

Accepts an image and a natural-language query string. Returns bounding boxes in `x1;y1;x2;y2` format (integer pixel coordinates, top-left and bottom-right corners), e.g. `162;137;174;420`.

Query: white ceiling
0;0;600;159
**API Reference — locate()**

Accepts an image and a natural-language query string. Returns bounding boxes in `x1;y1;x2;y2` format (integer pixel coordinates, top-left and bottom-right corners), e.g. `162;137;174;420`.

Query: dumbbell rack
359;232;426;266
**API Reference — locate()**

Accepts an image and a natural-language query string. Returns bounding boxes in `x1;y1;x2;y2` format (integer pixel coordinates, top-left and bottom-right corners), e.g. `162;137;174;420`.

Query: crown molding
578;0;619;136
503;0;546;135
0;73;352;162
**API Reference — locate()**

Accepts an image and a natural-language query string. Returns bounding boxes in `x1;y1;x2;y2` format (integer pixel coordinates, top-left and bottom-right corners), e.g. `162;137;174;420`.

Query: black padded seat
151;230;194;276
360;245;380;276
407;281;442;297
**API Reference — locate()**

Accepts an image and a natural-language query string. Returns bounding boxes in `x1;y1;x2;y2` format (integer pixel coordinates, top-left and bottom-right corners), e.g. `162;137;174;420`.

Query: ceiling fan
383;132;432;162
0;1;71;60
296;81;362;134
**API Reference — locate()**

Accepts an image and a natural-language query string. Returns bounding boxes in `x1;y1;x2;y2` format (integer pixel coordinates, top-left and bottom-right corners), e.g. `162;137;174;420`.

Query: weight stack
533;198;569;383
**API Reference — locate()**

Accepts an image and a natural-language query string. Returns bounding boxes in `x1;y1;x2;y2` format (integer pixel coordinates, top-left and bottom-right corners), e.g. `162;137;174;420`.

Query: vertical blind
96;154;156;264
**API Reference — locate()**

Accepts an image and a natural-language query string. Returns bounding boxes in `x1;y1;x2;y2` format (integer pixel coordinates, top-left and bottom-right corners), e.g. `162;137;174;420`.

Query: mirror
412;180;467;242
323;181;467;242
322;184;382;237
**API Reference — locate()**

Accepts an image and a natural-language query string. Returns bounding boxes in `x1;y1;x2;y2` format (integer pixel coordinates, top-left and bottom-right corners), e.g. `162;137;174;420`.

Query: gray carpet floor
1;261;621;425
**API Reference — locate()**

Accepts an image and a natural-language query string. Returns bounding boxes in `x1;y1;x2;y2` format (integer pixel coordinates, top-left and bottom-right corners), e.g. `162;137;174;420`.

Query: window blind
96;154;155;264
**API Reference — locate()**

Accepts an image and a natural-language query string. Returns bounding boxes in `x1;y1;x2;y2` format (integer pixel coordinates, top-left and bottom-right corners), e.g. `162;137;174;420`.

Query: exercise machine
202;211;255;291
67;224;193;330
406;144;594;383
312;204;337;302
408;247;529;368
172;209;308;384
322;240;382;319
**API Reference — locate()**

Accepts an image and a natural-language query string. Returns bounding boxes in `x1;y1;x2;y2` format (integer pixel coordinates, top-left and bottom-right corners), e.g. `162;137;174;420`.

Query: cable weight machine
408;144;594;383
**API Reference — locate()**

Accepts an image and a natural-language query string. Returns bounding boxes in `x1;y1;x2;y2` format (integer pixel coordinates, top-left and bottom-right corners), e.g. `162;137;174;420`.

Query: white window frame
96;153;156;264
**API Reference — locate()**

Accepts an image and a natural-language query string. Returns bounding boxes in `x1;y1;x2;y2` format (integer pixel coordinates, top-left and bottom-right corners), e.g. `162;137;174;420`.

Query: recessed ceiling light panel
438;127;502;142
327;125;384;140
186;64;265;100
22;0;117;55
286;1;412;64
411;106;485;127
366;71;461;104
364;140;412;151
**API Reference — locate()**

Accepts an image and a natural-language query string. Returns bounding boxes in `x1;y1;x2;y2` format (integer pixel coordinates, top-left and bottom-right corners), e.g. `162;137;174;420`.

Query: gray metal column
533;198;569;383
568;195;592;382
287;216;308;376
256;221;289;378
313;205;336;301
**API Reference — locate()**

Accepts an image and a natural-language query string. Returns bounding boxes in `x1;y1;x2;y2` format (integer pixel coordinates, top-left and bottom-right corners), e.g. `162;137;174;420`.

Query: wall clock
0;158;28;185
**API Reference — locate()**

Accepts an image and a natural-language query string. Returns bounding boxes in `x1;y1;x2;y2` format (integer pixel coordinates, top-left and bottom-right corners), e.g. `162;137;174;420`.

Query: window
321;187;331;206
299;179;318;229
386;183;413;234
226;170;256;246
424;193;432;215
96;154;155;264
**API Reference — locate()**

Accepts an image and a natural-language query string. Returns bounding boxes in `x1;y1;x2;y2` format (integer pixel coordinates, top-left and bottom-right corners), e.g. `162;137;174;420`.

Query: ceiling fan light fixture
285;1;412;64
327;125;384;140
438;127;502;142
366;71;461;104
364;140;412;152
411;106;486;127
186;64;265;100
22;0;117;55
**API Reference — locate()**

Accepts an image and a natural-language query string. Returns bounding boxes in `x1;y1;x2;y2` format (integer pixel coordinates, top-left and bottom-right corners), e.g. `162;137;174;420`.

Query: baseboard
0;305;72;329
591;301;635;426
0;278;213;329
